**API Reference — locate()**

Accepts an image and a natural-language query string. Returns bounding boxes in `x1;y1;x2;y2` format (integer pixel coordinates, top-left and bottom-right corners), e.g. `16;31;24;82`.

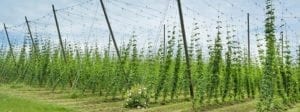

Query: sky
0;0;300;60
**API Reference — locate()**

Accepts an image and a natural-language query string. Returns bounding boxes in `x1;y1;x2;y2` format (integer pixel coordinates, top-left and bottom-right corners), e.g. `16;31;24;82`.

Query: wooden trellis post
52;4;67;63
25;16;38;52
3;23;16;62
99;0;121;59
176;0;194;100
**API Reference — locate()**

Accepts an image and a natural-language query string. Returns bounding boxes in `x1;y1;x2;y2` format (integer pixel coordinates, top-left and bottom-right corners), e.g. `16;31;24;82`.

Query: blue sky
0;0;300;59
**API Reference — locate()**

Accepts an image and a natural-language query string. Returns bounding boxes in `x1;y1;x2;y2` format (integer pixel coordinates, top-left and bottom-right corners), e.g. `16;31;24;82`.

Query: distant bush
124;85;149;109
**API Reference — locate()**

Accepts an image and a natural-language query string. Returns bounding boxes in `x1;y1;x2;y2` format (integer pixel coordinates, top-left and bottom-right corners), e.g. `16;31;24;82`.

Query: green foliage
283;39;299;103
171;39;182;100
155;26;176;102
195;46;206;104
124;85;149;109
297;46;300;94
222;28;233;101
0;2;299;110
258;0;278;111
208;23;223;103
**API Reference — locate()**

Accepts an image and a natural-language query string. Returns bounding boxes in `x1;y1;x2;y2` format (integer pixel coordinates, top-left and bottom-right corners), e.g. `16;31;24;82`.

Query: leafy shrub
70;92;79;99
124;85;149;109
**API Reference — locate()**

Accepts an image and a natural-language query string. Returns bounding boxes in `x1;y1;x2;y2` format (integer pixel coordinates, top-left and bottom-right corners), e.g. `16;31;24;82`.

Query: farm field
0;84;299;112
0;87;73;112
1;0;300;112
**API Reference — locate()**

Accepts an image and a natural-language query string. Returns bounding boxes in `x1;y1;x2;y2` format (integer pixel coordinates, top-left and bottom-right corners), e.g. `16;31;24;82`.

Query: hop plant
257;0;278;111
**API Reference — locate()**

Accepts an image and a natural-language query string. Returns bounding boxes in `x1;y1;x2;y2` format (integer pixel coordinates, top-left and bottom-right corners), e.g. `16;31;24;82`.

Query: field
1;0;300;112
0;89;73;112
0;84;255;112
0;84;299;112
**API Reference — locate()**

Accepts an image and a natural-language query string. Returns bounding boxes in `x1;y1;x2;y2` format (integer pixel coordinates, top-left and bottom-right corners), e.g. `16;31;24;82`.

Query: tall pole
108;34;111;56
163;24;166;60
247;13;250;64
3;24;13;52
281;31;284;60
176;0;194;100
52;4;67;63
99;0;128;87
3;24;15;59
298;45;300;62
99;0;121;59
25;16;37;52
3;23;17;67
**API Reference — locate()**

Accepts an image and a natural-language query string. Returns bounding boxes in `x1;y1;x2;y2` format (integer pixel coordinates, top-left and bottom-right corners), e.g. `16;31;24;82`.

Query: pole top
3;23;6;28
52;4;55;11
25;16;28;21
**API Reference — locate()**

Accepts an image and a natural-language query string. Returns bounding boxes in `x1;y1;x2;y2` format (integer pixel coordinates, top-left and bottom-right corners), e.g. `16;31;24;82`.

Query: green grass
0;85;299;112
207;101;256;112
0;93;74;112
287;103;300;112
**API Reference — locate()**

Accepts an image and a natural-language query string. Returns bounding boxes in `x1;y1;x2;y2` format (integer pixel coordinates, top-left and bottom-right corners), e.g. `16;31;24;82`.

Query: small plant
124;85;149;109
70;92;80;99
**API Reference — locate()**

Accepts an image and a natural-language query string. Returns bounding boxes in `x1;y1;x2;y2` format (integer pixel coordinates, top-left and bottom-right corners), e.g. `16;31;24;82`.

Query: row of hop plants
257;0;300;111
0;23;259;108
1;2;300;109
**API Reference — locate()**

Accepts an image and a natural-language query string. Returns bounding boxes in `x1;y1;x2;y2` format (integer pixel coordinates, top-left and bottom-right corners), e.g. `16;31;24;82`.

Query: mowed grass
0;84;299;112
0;93;74;112
287;103;300;112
